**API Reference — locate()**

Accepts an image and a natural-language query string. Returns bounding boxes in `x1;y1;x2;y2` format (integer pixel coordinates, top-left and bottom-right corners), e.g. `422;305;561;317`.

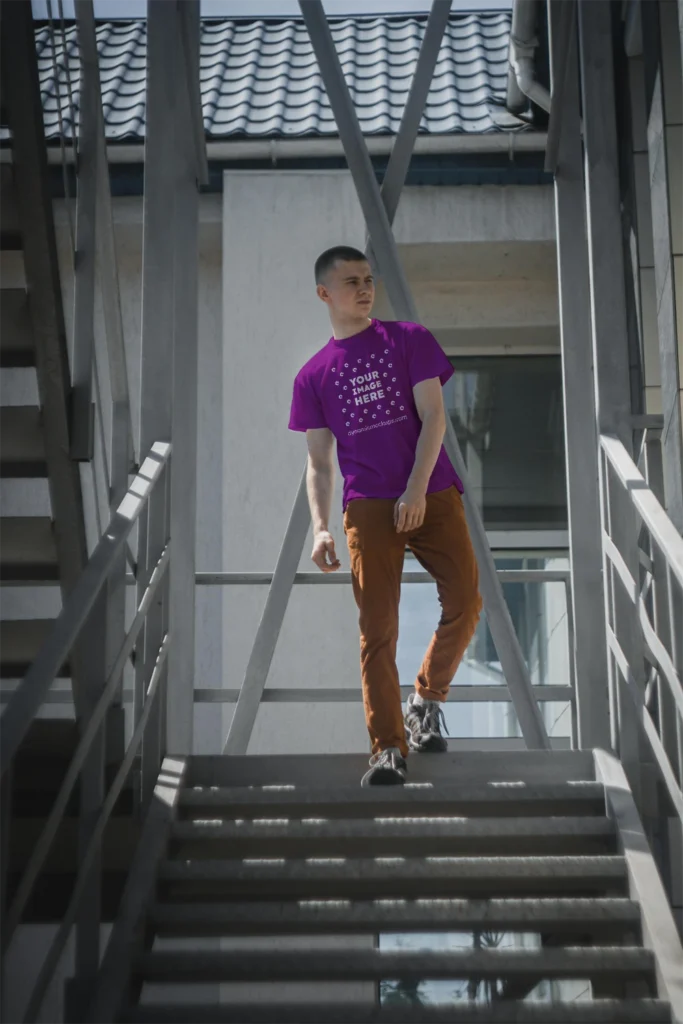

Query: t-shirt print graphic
332;349;406;435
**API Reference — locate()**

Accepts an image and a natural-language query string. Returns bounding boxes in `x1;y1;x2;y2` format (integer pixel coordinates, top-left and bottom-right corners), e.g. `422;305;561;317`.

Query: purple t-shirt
289;319;463;509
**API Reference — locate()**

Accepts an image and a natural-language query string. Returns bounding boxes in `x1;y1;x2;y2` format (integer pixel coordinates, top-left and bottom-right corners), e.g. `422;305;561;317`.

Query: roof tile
16;12;520;143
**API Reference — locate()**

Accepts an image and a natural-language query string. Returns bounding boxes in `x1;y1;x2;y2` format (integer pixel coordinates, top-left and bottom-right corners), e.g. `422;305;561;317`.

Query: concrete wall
220;171;369;756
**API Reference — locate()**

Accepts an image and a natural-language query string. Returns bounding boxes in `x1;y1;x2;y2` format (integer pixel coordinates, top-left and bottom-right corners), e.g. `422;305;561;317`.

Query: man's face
317;259;375;318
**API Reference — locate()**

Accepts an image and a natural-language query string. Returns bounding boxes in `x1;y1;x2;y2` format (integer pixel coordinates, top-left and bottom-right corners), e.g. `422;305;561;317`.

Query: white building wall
220;171;369;755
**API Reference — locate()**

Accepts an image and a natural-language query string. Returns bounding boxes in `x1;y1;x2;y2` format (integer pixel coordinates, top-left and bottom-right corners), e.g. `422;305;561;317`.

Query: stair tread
160;854;628;899
0;406;46;477
179;781;607;819
174;817;614;839
0;289;33;367
0;619;68;677
162;855;626;880
123;1001;673;1024
135;945;655;982
171;816;615;859
150;896;642;936
0;516;58;580
187;750;595;789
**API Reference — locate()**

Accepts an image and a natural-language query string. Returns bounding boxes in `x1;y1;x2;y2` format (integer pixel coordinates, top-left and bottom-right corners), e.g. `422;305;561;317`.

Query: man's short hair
314;245;368;285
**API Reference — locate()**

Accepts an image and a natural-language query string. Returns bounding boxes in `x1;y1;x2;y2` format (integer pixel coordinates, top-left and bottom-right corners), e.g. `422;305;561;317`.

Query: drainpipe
506;0;552;115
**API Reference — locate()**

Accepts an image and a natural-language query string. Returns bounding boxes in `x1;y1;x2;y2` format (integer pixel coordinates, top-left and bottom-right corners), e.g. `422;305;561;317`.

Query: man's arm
306;428;341;573
395;377;447;533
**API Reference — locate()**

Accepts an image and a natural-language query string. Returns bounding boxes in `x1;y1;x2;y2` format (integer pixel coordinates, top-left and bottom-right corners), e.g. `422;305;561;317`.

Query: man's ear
316;283;329;304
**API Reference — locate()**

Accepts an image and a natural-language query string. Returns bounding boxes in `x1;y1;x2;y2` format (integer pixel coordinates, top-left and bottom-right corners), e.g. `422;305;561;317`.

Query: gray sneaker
404;692;449;752
360;748;407;787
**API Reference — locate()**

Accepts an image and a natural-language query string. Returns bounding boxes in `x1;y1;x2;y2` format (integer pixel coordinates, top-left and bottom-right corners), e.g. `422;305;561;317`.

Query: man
289;245;482;786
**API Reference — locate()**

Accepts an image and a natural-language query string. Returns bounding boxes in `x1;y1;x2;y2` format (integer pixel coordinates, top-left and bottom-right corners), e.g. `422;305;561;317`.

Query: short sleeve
404;323;454;388
288;370;328;432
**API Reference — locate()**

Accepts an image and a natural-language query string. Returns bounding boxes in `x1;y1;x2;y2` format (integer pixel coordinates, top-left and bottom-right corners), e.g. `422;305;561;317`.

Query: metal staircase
0;0;95;679
2;3;683;1023
87;749;680;1023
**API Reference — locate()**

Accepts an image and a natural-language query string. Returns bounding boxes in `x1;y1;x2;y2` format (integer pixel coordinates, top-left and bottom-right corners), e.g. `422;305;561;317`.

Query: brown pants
344;486;482;757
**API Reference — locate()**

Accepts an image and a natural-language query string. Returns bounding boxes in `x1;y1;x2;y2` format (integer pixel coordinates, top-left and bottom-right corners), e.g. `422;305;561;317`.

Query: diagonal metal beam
366;0;452;249
223;468;311;754
301;0;549;751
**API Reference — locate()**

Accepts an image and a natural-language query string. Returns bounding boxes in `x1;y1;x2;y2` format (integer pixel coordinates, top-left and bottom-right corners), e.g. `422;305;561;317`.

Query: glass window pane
443;356;567;530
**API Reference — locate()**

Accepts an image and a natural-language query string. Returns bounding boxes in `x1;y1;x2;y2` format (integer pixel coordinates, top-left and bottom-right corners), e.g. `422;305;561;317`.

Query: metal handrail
196;569;571;585
22;633;171;1024
0;442;171;1022
600;433;683;823
0;442;170;776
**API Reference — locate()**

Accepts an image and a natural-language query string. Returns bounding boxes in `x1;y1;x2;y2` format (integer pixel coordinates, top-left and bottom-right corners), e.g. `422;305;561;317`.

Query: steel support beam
577;0;647;797
300;0;550;751
141;1;201;757
167;0;201;757
549;0;610;750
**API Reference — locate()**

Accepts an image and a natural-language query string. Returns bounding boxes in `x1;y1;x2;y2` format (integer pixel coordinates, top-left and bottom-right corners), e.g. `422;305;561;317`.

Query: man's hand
394;485;427;533
311;530;341;573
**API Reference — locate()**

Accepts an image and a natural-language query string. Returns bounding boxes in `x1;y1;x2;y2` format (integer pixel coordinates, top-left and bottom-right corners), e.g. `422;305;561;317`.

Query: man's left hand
394;485;427;533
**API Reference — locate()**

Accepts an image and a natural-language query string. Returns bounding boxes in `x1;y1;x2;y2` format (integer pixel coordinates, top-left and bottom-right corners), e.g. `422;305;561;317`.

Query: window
444;356;567;530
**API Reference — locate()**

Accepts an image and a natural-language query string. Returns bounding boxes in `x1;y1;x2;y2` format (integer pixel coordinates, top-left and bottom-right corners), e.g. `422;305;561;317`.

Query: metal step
150;896;642;939
159;855;628;900
187;750;595;789
170;817;616;859
0;516;58;581
178;781;608;820
134;946;655;985
123;1001;673;1024
0;289;33;367
0;619;68;677
0;406;47;477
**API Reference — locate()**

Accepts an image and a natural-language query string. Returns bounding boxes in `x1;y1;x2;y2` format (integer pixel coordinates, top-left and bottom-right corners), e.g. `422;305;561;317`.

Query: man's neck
330;314;373;341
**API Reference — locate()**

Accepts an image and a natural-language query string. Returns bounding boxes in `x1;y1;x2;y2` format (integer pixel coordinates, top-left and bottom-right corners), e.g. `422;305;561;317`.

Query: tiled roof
29;12;517;142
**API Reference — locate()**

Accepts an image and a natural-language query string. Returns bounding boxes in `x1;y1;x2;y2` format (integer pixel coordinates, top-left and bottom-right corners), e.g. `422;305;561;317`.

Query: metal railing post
66;592;108;1022
300;0;550;751
140;469;167;812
